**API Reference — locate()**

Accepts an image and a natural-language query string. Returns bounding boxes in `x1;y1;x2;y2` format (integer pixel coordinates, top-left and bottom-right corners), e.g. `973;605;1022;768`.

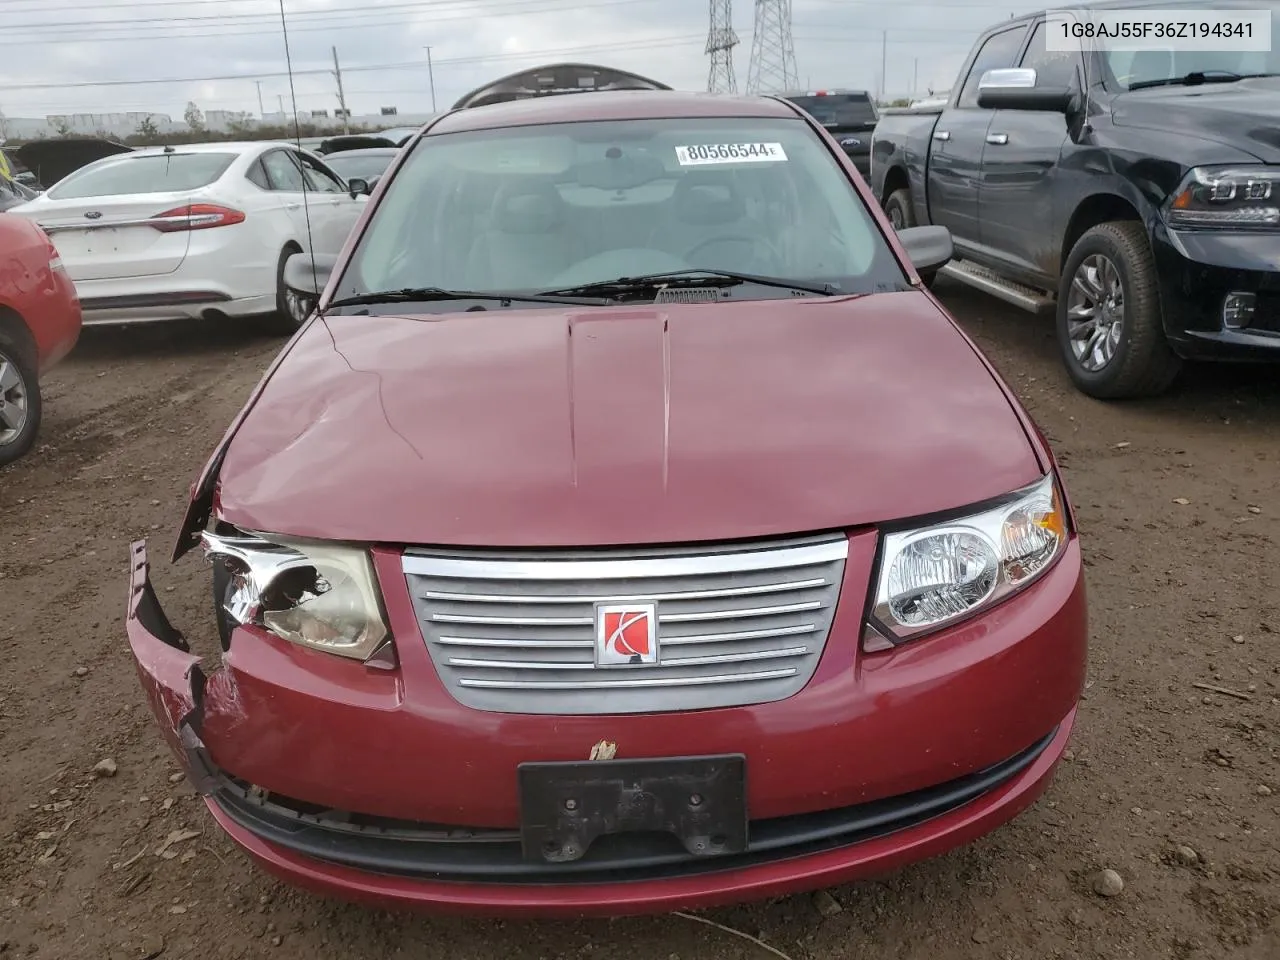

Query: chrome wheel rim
888;205;905;230
284;287;312;325
0;354;30;446
1066;254;1125;372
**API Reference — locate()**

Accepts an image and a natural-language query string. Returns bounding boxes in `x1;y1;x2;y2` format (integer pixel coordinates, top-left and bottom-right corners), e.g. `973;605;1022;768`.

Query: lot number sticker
675;142;788;165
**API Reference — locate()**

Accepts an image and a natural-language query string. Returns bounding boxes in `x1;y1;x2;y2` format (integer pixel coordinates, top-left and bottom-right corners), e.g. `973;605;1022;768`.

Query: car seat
651;172;760;271
464;180;582;289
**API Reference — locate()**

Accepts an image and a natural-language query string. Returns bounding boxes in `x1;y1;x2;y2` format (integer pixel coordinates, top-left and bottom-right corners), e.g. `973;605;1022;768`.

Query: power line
1;0;661;37
0;0;1033;9
2;34;704;92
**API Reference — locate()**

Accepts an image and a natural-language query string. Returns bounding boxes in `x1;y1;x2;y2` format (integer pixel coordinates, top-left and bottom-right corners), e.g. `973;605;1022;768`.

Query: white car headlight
867;472;1069;646
200;530;390;661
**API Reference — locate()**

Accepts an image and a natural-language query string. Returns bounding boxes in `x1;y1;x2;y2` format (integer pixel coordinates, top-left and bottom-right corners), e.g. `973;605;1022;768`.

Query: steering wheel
684;234;779;272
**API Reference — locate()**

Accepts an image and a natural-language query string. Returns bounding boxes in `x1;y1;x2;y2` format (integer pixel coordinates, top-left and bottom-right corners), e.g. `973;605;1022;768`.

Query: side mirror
283;252;339;299
347;177;371;198
977;67;1075;112
898;225;953;276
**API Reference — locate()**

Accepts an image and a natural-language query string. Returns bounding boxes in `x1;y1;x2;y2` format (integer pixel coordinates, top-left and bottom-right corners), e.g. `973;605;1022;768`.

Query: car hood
215;293;1042;547
1112;77;1280;162
14;138;133;188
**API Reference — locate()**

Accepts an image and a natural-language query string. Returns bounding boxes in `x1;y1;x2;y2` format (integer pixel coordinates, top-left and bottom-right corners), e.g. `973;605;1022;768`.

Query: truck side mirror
977;67;1076;112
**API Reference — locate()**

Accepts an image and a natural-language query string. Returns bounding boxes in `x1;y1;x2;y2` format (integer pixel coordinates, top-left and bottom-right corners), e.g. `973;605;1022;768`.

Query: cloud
0;0;1049;121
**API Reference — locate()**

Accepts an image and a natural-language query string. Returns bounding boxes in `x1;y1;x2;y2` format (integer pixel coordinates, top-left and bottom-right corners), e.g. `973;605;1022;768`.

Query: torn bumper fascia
126;539;219;795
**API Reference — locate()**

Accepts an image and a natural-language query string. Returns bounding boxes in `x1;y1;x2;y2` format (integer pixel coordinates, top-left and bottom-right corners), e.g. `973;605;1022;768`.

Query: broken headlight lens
201;530;389;661
868;472;1069;646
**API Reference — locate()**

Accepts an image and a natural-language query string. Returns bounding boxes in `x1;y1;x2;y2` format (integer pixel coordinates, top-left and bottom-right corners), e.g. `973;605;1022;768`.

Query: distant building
0;108;436;141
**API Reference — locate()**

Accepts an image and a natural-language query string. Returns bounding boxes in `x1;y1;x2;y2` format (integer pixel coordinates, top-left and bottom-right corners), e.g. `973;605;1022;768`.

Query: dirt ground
1;281;1277;960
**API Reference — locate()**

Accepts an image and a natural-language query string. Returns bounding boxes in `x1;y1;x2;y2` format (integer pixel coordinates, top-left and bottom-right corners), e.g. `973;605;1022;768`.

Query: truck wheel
884;188;916;231
1057;222;1181;400
0;329;41;468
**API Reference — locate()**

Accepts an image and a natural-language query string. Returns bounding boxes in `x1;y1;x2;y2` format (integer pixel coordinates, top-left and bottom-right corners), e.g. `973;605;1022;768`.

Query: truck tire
884;188;941;288
884;188;916;231
1057;222;1181;400
0;327;41;468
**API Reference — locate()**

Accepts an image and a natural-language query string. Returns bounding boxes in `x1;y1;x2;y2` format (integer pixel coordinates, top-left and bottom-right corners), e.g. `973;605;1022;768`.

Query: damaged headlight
865;472;1069;648
201;530;390;661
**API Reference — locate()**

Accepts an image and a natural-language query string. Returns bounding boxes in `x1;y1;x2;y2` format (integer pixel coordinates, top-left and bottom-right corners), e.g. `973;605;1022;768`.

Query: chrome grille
401;534;849;715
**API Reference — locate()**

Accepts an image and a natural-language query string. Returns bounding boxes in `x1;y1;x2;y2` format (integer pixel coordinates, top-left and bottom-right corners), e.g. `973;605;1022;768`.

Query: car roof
1021;0;1233;21
323;147;399;158
429;90;800;135
124;141;289;155
780;89;871;98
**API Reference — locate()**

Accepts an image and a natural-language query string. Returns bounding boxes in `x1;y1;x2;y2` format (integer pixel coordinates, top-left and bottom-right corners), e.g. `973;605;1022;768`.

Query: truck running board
937;260;1056;315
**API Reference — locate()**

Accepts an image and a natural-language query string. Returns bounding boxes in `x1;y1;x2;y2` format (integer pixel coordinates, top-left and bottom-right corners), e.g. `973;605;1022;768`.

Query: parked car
0;213;82;466
320;147;399;191
6;141;365;333
0;174;40;213
316;134;399;155
1;146;45;191
870;0;1280;399
780;89;877;177
127;88;1085;917
10;136;133;190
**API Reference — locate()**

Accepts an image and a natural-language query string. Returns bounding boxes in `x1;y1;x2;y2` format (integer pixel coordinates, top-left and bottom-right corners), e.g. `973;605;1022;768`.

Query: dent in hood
213;294;1043;547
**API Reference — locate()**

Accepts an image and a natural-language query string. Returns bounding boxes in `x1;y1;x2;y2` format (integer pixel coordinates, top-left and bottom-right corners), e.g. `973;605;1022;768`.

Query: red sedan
126;90;1087;917
0;213;81;466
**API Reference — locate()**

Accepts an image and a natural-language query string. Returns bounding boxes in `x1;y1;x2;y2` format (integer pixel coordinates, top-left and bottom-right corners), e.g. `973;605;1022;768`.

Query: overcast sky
1;0;1053;120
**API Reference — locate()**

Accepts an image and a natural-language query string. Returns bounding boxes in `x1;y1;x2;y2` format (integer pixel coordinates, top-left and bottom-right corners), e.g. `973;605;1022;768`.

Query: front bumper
1153;225;1280;360
126;533;1087;916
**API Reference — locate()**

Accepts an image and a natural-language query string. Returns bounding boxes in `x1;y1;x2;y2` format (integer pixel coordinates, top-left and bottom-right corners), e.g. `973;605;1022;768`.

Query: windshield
338;116;905;305
325;152;396;182
786;95;877;127
1100;2;1280;89
47;152;236;199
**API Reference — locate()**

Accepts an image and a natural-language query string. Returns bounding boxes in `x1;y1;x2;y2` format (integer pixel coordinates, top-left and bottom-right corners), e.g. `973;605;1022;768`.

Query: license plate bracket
518;754;747;863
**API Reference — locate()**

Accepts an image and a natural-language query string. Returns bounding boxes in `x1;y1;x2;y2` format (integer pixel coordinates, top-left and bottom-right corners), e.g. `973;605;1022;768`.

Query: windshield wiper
326;287;605;310
539;269;838;300
1128;70;1255;91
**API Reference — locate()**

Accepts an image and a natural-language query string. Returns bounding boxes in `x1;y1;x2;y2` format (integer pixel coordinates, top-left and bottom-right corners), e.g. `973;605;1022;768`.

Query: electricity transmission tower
746;0;797;94
706;0;739;93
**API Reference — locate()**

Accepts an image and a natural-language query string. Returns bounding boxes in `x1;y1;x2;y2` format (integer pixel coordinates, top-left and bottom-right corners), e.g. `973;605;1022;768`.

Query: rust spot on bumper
126;539;219;794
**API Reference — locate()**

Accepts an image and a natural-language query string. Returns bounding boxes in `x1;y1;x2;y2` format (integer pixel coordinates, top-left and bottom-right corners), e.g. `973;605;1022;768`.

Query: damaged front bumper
125;540;220;794
125;534;1085;917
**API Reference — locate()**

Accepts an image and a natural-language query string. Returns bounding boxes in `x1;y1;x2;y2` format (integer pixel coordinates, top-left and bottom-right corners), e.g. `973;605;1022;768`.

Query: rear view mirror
347;177;371;198
977;67;1075;112
284;252;339;298
897;225;953;276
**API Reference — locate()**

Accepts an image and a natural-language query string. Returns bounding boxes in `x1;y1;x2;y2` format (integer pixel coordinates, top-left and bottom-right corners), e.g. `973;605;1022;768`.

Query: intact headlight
1166;165;1280;230
867;473;1069;647
200;529;390;661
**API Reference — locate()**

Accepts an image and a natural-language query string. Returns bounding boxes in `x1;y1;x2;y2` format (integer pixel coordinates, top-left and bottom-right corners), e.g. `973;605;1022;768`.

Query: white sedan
6;141;367;332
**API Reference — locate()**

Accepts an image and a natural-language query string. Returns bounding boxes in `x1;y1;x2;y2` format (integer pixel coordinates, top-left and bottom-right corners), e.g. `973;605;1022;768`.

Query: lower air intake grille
401;534;849;715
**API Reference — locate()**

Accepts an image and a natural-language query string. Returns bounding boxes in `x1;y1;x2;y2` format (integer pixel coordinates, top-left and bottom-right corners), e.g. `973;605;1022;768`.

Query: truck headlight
867;473;1069;646
201;529;390;661
1166;166;1280;230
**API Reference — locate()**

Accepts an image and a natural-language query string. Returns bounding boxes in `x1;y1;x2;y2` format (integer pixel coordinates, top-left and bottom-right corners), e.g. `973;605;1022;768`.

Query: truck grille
401;534;849;715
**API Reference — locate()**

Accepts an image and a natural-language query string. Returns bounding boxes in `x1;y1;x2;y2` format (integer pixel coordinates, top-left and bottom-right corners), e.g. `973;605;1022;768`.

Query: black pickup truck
870;0;1280;399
